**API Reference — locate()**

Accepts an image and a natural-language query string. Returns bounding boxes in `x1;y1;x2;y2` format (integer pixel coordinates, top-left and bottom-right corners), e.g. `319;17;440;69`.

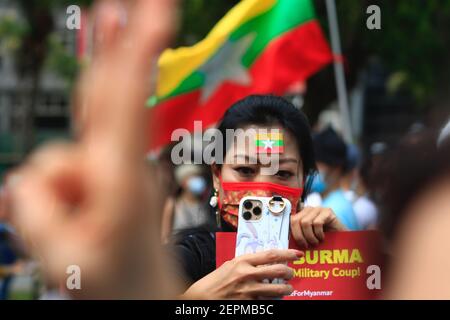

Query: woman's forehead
224;125;301;162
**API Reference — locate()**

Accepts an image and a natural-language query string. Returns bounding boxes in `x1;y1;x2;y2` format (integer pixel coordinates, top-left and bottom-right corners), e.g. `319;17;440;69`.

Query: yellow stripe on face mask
156;0;277;98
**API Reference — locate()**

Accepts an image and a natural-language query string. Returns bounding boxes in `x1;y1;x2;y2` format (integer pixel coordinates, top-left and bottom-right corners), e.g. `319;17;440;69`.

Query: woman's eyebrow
233;154;258;164
278;158;299;164
233;154;298;165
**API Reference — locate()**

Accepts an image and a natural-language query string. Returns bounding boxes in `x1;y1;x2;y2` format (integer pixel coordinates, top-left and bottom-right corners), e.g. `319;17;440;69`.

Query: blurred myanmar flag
148;0;332;150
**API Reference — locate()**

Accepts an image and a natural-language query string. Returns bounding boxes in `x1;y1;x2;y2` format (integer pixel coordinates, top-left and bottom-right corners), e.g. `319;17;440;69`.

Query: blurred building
0;2;75;179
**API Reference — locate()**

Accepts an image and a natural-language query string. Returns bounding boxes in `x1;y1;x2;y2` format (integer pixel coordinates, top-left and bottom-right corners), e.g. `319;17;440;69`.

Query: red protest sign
216;231;383;300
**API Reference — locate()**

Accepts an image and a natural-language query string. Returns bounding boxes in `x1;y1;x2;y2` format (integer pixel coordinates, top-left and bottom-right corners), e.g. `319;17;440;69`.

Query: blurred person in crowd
146;147;178;233
352;156;379;230
340;144;360;198
0;226;40;300
375;121;450;298
438;118;450;147
0;180;17;289
161;164;213;243
0;185;6;221
0;223;18;299
172;95;347;299
3;0;181;299
305;127;360;230
0;181;39;300
366;141;388;203
369;141;388;175
340;146;379;230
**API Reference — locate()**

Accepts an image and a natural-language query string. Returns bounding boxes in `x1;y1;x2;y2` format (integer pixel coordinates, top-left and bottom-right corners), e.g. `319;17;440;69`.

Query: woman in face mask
161;164;212;243
174;95;346;300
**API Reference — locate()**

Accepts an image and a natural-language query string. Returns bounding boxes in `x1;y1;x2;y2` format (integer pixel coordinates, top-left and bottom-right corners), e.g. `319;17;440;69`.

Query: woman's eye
276;170;294;179
235;167;256;176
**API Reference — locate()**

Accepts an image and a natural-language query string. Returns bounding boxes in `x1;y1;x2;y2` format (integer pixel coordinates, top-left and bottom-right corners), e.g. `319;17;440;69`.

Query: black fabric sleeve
171;228;217;286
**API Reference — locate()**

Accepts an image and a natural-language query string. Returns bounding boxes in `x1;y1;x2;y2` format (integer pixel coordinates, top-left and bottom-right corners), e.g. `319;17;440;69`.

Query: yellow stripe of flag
156;0;277;98
255;132;283;140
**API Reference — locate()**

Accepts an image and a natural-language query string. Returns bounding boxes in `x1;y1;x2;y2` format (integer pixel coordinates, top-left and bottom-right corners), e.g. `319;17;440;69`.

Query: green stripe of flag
159;0;316;102
255;140;284;147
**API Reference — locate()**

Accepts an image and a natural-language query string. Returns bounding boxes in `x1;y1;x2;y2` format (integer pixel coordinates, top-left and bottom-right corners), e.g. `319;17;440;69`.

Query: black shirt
171;217;234;286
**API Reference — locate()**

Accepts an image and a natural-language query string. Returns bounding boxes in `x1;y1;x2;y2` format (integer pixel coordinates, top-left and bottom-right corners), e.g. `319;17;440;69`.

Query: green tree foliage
324;0;450;105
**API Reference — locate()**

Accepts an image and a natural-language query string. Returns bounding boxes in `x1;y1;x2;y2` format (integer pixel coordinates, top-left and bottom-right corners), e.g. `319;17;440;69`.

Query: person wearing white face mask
437;117;450;148
304;127;360;230
161;164;213;243
340;145;379;230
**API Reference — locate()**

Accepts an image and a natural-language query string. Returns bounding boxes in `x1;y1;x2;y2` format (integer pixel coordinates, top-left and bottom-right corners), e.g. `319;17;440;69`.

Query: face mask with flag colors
218;180;303;229
255;132;284;154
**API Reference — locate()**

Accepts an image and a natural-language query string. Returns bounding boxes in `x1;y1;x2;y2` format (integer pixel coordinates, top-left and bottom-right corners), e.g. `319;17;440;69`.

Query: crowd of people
0;0;450;300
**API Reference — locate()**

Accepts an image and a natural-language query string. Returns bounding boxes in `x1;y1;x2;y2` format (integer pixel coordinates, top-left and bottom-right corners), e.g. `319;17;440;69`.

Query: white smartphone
235;196;291;257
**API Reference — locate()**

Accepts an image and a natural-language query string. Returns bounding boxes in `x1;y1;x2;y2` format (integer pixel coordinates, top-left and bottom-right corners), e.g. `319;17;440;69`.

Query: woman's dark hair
215;95;317;200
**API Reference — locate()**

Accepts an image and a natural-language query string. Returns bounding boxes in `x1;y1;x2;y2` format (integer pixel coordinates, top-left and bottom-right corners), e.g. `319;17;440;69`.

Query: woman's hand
5;0;179;299
290;207;347;249
182;249;303;300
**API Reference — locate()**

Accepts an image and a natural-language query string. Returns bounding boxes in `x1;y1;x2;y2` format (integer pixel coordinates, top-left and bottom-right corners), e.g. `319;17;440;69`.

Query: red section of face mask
218;180;303;229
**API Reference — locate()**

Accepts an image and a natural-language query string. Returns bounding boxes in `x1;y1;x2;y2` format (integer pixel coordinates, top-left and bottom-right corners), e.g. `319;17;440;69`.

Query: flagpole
325;0;353;144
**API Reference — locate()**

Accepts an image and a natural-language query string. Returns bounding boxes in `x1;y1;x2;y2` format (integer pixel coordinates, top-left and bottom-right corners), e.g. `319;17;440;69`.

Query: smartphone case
235;196;291;257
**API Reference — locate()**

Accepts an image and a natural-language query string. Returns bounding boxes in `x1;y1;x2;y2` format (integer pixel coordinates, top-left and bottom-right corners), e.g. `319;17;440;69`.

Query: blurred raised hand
5;0;179;299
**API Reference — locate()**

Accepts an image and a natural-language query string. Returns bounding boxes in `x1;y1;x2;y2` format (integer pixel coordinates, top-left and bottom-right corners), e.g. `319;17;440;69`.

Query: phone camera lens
243;211;252;220
252;207;261;215
243;200;253;210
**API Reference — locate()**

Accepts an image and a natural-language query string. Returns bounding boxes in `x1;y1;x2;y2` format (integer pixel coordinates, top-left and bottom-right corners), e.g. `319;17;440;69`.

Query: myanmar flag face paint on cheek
256;132;284;154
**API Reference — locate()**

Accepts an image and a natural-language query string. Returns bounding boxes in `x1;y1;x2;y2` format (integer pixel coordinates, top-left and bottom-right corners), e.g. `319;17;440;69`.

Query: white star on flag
198;33;256;103
262;139;275;150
